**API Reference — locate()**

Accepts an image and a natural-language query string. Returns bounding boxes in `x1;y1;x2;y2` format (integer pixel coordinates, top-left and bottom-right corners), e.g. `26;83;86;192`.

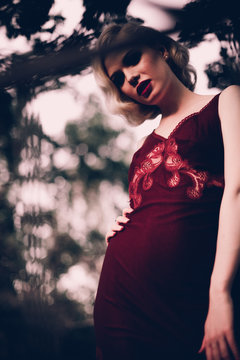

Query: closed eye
110;70;125;88
109;49;142;89
122;49;142;67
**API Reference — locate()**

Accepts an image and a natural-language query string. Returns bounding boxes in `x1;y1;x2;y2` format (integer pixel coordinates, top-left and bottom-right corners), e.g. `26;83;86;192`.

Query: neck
156;79;197;119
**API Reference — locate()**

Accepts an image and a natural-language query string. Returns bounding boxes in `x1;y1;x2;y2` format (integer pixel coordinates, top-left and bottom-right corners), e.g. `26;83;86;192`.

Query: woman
92;22;240;360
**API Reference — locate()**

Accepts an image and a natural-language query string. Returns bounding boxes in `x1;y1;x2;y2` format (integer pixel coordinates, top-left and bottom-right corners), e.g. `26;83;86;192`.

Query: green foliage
204;47;240;89
0;82;132;358
47;233;83;278
81;0;131;33
0;0;135;89
177;0;240;48
154;0;240;88
0;0;60;39
176;0;240;87
64;97;130;191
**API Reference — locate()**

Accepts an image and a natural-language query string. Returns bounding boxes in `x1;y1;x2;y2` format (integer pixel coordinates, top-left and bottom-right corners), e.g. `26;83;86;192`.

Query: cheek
120;86;135;101
140;62;161;79
121;83;130;96
121;83;136;97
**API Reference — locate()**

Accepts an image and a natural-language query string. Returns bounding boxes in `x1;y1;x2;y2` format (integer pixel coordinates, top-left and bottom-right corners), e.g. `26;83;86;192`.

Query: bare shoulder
218;85;240;132
218;85;240;192
219;85;240;113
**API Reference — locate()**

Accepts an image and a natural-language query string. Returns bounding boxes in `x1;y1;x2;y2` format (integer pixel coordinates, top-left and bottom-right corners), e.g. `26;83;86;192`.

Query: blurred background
0;0;240;359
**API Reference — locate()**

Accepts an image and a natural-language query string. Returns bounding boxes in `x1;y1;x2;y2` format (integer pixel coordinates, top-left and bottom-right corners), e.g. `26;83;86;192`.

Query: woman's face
104;47;173;106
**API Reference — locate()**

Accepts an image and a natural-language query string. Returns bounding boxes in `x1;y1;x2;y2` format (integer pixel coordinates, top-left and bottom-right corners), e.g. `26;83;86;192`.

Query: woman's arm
210;85;240;293
199;85;240;359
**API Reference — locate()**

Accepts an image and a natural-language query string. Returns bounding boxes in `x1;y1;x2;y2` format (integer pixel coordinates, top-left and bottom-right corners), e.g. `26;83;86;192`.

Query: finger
111;223;124;231
210;341;221;360
205;344;213;360
105;223;124;243
199;337;206;353
218;335;231;360
116;215;130;224
122;207;134;217
105;230;116;244
225;330;240;360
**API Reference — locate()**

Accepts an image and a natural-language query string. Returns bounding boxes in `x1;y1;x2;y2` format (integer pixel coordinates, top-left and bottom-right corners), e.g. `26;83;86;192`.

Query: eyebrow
107;50;129;80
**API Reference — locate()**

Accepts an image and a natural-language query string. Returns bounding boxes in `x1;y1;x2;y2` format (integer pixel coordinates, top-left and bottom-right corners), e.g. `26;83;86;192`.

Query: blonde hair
92;22;196;126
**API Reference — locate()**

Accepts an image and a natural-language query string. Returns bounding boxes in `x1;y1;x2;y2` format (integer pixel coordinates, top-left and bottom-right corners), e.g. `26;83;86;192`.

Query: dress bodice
128;93;224;210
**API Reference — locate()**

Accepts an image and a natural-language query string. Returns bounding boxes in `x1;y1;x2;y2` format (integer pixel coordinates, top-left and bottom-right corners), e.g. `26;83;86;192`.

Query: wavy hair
92;22;197;126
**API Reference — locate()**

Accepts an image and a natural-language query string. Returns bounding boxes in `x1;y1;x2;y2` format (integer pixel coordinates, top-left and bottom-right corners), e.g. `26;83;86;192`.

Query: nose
128;74;140;87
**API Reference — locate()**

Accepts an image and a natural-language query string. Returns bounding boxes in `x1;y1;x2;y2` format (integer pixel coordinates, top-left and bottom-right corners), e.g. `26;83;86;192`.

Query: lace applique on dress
129;142;165;208
129;138;224;208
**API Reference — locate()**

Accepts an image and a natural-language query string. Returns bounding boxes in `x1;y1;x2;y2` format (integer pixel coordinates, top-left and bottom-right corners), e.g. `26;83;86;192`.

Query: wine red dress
94;93;240;359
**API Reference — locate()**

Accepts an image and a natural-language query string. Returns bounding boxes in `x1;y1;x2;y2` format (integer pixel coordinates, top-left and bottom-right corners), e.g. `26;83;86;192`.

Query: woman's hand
198;290;240;360
105;207;134;244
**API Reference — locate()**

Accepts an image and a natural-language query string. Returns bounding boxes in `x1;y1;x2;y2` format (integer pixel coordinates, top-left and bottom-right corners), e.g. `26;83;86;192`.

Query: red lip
137;80;152;96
